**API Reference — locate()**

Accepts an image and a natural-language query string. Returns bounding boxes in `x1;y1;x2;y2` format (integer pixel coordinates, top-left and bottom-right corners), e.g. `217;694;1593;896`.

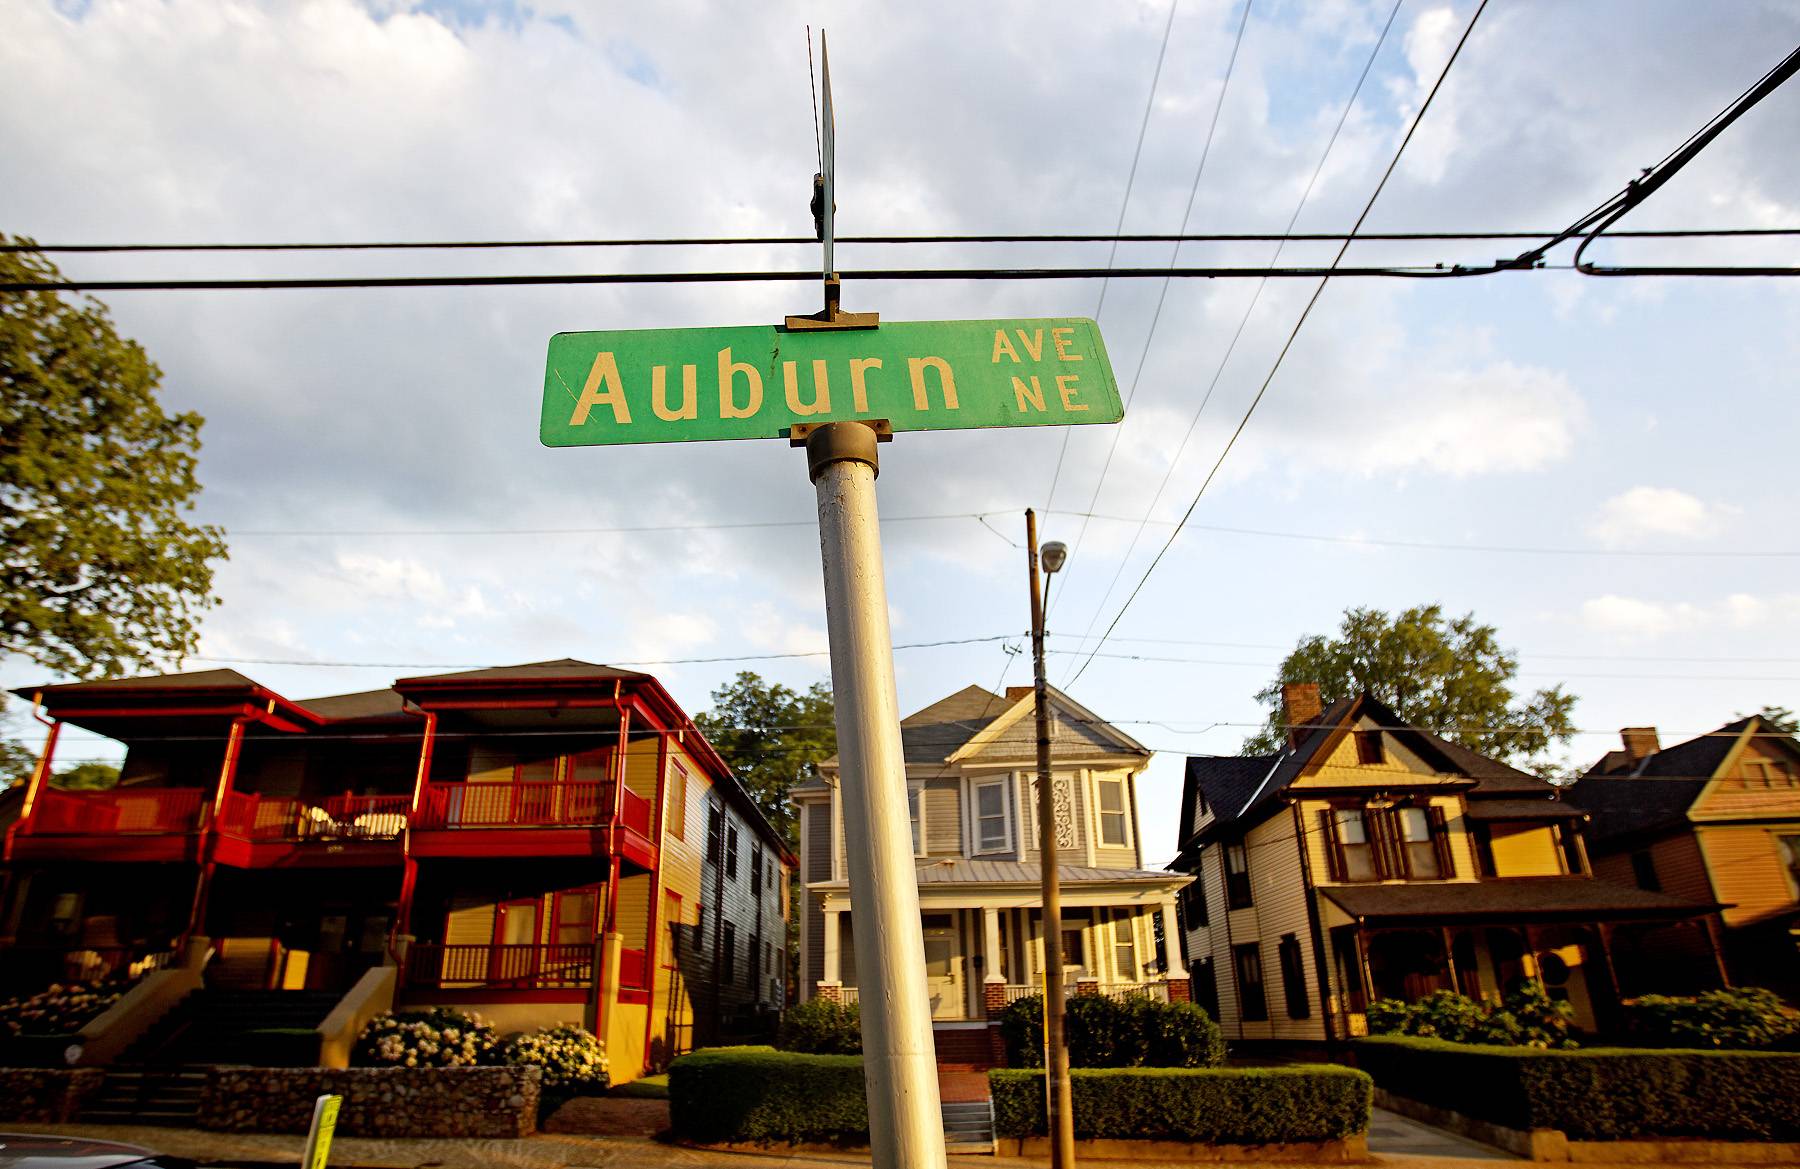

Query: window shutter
1428;805;1455;877
1318;809;1346;881
1369;808;1407;880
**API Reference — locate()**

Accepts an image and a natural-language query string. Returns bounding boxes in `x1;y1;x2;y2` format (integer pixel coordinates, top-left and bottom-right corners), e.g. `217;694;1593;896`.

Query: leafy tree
2;238;227;779
695;671;834;848
52;762;120;790
2;237;227;677
1244;604;1576;771
1740;705;1797;734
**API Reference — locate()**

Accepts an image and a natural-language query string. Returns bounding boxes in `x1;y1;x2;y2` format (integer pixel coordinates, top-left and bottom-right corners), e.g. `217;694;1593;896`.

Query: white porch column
823;906;843;984
982;907;1004;984
1159;897;1187;979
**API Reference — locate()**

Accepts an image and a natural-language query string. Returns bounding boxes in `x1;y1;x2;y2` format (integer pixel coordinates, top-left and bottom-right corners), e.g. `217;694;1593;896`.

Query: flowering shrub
497;1025;609;1093
352;1007;496;1068
1624;988;1800;1050
1364;983;1576;1048
0;982;126;1037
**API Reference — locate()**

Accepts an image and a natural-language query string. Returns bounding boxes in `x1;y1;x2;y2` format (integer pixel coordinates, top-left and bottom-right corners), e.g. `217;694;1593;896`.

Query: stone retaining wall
0;1068;105;1122
200;1066;542;1139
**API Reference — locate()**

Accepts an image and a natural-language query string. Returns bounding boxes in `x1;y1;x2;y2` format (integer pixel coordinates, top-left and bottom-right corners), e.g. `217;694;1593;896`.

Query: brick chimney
1621;727;1661;763
1282;683;1323;733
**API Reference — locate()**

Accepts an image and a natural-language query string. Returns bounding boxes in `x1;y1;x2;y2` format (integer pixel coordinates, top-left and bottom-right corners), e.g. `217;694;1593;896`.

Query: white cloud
1578;592;1800;639
1588;486;1735;547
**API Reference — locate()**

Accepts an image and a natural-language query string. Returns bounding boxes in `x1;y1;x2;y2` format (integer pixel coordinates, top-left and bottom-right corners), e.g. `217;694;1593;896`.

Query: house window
1234;943;1268;1022
663;891;683;964
706;804;723;863
749;930;761;989
1323;808;1378;882
1278;934;1310;1019
726;824;740;881
553;889;597;947
751;845;763;895
1355;731;1386;766
1778;835;1800;892
974;779;1010;853
1097;777;1129;847
722;922;735;982
1180;869;1208;927
1225;842;1253;909
1058;918;1086;970
1398;807;1443;879
1630;850;1661;892
667;762;688;840
1557;823;1585;875
1111;911;1137;980
908;784;923;856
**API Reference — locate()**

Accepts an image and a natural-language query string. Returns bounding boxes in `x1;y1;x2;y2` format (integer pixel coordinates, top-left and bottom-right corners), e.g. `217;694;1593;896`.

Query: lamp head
1040;541;1068;574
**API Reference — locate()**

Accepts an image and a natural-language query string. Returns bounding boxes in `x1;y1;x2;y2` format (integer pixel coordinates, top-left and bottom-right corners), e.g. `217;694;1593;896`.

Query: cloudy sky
4;0;1798;864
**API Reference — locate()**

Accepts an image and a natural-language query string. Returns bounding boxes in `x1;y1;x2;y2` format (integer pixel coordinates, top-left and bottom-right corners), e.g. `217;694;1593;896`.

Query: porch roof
1460;797;1586;821
1320;877;1721;925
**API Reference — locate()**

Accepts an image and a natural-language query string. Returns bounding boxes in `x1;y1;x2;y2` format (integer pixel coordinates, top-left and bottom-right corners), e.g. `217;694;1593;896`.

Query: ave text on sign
540;317;1120;446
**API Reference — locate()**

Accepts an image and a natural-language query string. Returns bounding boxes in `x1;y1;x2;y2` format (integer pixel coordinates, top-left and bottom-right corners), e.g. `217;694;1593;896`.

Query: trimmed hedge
1354;1035;1800;1141
668;1046;867;1145
999;993;1226;1068
990;1066;1372;1144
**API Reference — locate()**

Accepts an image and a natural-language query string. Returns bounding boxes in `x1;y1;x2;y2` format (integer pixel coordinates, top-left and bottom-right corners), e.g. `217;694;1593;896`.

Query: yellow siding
648;738;710;1069
1696;739;1800;820
624;736;659;800
467;747;513;783
1488;823;1566;877
446;896;496;946
615;873;652;949
1295;724;1441;788
1698;824;1800;927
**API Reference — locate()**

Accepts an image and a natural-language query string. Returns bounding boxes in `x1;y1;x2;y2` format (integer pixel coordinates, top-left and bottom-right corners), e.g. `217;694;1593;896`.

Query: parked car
0;1135;195;1169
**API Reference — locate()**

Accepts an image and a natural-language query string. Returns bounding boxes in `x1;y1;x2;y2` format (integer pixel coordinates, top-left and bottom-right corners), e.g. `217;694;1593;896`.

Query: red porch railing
218;791;410;840
406;943;594;989
27;787;206;835
414;782;655;834
0;945;175;990
402;943;650;991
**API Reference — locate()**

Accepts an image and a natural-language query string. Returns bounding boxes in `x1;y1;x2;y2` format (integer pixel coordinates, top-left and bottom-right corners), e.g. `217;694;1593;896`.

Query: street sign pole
798;420;946;1169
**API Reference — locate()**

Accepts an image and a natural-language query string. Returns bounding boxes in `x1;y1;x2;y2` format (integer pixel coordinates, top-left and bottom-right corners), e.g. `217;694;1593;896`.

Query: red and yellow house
1;660;791;1081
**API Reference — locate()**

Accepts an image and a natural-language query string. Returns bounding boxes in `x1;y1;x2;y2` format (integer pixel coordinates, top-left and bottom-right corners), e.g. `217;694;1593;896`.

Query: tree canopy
695;671;834;848
2;238;227;679
1243;604;1577;771
1741;705;1797;734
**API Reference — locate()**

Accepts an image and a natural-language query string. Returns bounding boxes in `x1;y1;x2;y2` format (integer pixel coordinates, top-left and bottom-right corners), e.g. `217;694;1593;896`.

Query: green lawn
611;1072;668;1099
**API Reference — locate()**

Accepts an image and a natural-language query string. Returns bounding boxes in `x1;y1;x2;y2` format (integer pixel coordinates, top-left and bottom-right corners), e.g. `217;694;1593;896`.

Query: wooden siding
1593;831;1713;904
1487;823;1566;877
924;776;962;856
1698;824;1800;926
1293;722;1443;788
623;736;659;800
1695;739;1800;821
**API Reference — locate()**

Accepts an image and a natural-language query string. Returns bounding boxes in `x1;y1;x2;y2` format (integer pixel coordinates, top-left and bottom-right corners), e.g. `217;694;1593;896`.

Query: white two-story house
792;683;1191;1063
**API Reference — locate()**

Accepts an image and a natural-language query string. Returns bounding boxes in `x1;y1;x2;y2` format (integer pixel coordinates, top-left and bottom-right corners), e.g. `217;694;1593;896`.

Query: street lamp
1025;511;1075;1169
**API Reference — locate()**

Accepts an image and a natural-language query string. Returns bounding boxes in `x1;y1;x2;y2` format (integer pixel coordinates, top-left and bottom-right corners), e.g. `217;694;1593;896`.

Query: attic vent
1355;731;1385;766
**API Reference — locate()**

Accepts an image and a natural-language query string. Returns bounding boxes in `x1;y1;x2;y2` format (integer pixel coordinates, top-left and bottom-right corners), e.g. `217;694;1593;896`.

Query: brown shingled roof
1322;878;1719;923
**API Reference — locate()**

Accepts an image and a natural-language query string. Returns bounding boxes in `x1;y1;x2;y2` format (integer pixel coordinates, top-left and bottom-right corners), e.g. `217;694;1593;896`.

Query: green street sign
540;318;1119;447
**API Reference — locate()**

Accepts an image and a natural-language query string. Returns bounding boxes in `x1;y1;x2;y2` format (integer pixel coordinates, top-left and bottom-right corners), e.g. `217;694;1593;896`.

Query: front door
492;899;541;986
921;913;964;1019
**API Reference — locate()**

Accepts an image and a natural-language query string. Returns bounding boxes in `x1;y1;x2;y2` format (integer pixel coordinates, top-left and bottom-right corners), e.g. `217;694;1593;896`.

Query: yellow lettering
717;347;763;420
907;356;959;411
1052;326;1083;361
1056;374;1087;412
651;364;698;421
1012;375;1046;413
991;330;1021;364
850;357;882;412
570;352;631;426
784;358;832;415
1015;329;1045;361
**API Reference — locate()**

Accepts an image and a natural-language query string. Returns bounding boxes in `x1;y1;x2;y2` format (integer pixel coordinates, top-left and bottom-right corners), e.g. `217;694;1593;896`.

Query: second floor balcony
212;791;410;867
402;941;650;999
408;781;657;867
11;787;209;863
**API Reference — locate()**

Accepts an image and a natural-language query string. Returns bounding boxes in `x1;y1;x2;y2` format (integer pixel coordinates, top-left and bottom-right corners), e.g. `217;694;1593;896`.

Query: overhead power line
7;227;1796;254
1066;0;1493;689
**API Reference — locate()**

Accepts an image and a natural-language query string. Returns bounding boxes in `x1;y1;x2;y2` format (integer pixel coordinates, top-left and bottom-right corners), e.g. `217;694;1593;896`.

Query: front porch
810;860;1188;1015
1318;878;1729;1035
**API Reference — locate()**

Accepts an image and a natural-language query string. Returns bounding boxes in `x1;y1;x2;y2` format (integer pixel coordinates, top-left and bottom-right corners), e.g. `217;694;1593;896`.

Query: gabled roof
1179;693;1564;849
1570;715;1798;847
15;668;263;699
822;682;1149;770
396;659;648;687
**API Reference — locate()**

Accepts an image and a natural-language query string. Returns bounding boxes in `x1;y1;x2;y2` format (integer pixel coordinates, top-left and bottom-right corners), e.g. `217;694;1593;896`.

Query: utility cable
1066;0;1492;690
1054;0;1256;615
1044;0;1183;525
10;228;1796;254
1061;0;1404;653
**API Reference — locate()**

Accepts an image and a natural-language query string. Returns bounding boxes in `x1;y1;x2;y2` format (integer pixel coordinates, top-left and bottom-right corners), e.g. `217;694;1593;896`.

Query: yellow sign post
303;1093;342;1169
